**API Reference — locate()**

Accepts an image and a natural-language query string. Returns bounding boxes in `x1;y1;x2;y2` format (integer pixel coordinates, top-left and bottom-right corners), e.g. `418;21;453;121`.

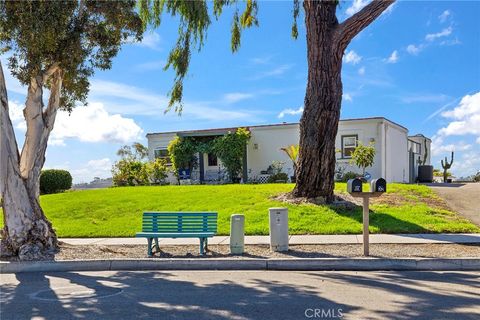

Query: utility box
347;178;363;193
370;178;387;193
269;208;289;252
230;214;245;254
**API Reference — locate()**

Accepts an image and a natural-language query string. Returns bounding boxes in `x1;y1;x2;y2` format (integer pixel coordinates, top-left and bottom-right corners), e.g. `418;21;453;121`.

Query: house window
341;135;358;158
207;153;218;167
154;148;171;165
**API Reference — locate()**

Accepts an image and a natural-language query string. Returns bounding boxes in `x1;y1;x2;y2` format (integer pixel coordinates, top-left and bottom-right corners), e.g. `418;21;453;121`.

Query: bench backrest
142;212;218;233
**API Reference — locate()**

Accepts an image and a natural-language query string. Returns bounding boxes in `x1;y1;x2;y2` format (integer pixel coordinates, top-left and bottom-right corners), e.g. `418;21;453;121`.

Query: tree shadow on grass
1;270;357;320
328;202;429;234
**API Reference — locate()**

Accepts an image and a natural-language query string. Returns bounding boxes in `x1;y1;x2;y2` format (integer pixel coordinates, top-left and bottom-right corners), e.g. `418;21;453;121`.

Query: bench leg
147;238;153;257
154;238;160;252
205;238;208;252
199;238;205;255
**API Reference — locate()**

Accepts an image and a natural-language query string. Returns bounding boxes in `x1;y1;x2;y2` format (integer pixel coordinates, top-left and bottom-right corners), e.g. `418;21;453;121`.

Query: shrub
267;172;289;183
338;171;361;182
146;158;169;185
40;169;72;194
350;142;376;176
112;159;147;186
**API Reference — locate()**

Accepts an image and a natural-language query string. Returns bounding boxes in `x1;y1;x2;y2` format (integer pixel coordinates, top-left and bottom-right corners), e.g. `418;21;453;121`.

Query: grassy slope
1;183;478;237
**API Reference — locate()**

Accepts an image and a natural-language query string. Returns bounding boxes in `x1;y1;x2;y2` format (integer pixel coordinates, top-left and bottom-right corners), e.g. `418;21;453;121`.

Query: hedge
40;169;72;194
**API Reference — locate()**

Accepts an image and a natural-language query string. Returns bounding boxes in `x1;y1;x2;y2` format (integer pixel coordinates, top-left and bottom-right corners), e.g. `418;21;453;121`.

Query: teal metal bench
136;212;218;256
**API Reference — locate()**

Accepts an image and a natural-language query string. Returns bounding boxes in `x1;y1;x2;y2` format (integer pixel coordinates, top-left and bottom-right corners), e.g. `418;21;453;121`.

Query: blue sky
4;0;480;182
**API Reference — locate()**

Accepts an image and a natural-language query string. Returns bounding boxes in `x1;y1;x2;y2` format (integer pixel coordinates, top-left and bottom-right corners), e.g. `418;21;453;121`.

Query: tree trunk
0;62;60;260
293;1;342;202
293;0;395;203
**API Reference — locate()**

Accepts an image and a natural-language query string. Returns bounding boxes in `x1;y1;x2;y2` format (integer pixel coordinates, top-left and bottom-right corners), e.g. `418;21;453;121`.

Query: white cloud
250;64;293;80
440;38;461;46
381;2;397;17
223;92;254;104
425;27;452;42
343;93;353;102
345;0;369;16
402;94;448;104
358;67;366;76
447;151;480;178
407;44;422;55
51;158;113;183
7;100;27;131
50;102;143;146
431;135;471;156
343;50;362;65
135;32;161;50
438;10;450;23
250;56;272;65
386;50;398;63
430;92;480;175
437;92;480;137
278;106;303;118
89;79;257;122
136;60;166;71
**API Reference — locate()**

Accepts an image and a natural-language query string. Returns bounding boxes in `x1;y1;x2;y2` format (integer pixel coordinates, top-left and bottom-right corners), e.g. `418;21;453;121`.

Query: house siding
147;118;418;183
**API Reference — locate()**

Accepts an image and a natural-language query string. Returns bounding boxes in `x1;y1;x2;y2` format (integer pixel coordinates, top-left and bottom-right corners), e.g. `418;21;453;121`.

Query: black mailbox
347;178;363;193
371;178;386;193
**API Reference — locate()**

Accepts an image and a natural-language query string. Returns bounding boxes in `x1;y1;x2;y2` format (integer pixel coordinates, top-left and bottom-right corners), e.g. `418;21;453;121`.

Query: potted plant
280;144;299;183
349;142;376;182
417;138;433;183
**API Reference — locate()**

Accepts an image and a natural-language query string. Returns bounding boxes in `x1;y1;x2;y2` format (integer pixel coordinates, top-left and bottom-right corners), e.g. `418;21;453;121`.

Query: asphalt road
1;270;479;320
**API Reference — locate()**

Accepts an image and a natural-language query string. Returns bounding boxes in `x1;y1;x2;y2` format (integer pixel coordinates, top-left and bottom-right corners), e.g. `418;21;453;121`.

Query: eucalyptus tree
0;1;142;259
140;0;395;202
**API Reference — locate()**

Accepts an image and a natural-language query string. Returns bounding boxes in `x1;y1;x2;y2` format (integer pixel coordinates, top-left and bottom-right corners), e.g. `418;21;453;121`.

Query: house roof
408;133;432;142
146;116;409;137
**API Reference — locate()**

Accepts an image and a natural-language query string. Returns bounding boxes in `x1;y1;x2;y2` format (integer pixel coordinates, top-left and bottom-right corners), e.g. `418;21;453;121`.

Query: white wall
147;133;177;184
147;119;412;183
147;133;176;161
386;123;409;182
246;124;299;179
335;120;383;180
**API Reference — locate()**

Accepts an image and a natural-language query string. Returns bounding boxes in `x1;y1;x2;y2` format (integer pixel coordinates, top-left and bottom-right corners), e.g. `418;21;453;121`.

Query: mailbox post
347;178;386;256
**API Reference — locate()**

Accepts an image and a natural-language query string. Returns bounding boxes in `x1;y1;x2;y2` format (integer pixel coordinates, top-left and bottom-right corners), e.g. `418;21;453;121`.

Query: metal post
363;196;369;256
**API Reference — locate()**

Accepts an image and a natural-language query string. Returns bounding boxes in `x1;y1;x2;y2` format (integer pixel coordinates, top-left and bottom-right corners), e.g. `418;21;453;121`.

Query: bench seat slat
136;232;215;238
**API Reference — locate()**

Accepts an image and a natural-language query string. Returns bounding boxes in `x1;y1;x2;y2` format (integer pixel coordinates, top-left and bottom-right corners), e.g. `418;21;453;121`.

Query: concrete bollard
269;207;289;252
230;214;245;254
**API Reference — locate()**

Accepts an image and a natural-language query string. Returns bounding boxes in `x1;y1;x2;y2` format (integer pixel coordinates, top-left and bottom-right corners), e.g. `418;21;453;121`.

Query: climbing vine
167;128;251;182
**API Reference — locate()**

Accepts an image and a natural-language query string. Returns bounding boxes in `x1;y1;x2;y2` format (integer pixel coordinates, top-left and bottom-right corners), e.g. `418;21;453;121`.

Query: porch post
242;145;248;183
199;152;205;183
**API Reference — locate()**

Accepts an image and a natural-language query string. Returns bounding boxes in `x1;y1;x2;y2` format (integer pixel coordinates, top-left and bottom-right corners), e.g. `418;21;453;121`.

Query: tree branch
42;62;60;83
336;0;395;51
43;69;63;129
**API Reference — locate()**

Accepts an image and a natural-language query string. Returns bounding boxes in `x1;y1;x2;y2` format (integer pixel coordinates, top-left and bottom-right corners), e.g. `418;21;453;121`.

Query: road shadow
0;270;356;320
311;271;480;320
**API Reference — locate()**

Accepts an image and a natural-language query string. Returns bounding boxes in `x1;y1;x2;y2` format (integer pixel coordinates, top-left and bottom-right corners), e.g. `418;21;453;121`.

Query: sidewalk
60;233;480;246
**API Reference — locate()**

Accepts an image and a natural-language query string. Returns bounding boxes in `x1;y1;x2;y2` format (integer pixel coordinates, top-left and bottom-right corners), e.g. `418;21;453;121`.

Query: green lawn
1;183;478;237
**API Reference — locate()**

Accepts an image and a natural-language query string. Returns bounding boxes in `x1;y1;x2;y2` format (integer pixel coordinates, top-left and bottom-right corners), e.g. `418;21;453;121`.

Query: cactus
441;151;454;183
418;138;428;165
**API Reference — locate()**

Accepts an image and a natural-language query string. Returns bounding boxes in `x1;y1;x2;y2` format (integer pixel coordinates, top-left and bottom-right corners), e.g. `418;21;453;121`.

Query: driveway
428;183;480;226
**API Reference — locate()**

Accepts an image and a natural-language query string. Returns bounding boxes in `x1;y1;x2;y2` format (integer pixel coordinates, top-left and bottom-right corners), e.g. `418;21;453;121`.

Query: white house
147;117;431;184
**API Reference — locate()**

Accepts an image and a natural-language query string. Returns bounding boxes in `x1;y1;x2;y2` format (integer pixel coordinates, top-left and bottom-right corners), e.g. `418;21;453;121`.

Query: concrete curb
1;258;479;273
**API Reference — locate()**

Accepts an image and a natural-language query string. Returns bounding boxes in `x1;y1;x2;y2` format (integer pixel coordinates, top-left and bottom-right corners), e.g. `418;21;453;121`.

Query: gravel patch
2;243;479;261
